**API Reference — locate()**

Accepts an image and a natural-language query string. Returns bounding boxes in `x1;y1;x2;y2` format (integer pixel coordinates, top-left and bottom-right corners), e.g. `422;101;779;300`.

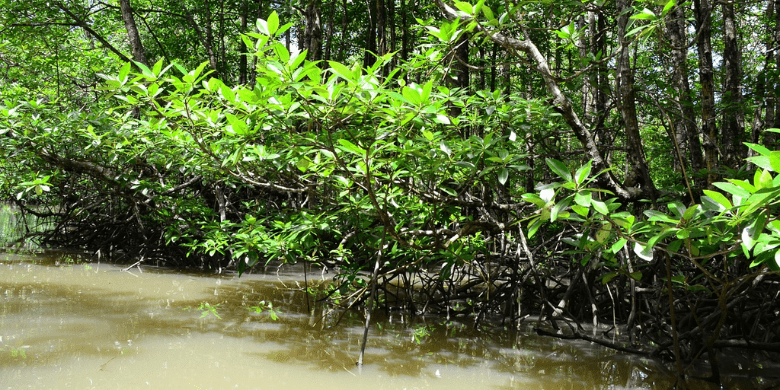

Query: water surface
0;250;751;389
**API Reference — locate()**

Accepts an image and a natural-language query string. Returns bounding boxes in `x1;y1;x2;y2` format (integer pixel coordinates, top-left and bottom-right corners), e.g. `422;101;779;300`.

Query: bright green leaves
16;174;52;200
256;11;289;37
525;151;780;274
336;139;367;157
626;0;676;40
328;61;358;83
741;210;766;252
546;158;572;183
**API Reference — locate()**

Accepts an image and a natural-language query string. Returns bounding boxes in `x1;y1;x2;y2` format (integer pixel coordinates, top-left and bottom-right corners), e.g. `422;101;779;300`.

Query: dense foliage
3;0;780;384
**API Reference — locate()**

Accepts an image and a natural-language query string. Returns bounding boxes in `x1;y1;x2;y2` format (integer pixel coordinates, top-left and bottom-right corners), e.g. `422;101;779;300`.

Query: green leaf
497;168;509;185
421;80;433;102
134;61;155;79
290;50;308;69
756;169;774;190
152;59;164;76
296;158;311;172
574;191;591;207
602;272;618;284
545;158;572;182
220;83;236;102
611;238;627;253
634;242;653;261
337;139;366;156
439;141;452;157
402;86;422;105
644;210;678;223
434;114;451;124
572;204;589;217
712;182;751;198
745;142;771;157
768;151;780;173
527;218;543;239
574;161;592;185
118;61;131;83
702;190;732;211
591;199;608;215
667;239;683;253
257;17;269;35
522;193;547;208
274;44;290;64
454;1;474;14
267;11;279;35
742;211;767;251
747;156;773;171
595;223;611;243
551;197;571;222
328;61;354;82
482;4;495;20
630;8;657;20
661;0;676;17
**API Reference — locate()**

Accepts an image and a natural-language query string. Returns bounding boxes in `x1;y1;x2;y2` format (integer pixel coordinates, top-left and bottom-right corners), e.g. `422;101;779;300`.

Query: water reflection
0;251;762;389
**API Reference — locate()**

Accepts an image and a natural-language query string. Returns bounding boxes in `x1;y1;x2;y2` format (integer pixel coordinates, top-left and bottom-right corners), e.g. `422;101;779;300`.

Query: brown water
0;250;767;389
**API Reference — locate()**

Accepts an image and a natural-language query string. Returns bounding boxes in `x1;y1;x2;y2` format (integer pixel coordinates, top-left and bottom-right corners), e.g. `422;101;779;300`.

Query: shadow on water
1;250;777;389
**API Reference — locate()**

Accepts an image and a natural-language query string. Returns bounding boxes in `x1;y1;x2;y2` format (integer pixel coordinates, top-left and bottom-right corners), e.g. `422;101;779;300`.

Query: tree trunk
200;0;220;77
694;0;719;186
376;0;386;57
339;0;349;60
219;0;227;83
721;1;744;168
304;0;322;61
771;0;780;147
615;0;655;196
400;0;408;62
364;0;377;68
759;1;775;147
668;5;704;190
119;0;147;65
323;0;334;61
455;33;469;89
388;0;396;54
239;0;248;85
591;10;609;150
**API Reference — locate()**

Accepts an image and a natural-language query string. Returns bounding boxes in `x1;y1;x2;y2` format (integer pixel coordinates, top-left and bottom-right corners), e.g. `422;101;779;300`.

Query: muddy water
0;250;727;389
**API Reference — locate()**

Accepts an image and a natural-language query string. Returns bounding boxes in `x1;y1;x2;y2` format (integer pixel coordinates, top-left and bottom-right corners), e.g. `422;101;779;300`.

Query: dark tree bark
119;0;148;65
323;0;334;61
455;33;469;89
668;5;704;189
757;1;775;148
339;0;349;60
304;0;322;61
239;0;248;84
721;1;744;168
694;0;719;186
615;0;655;195
364;0;377;67
191;0;220;78
376;0;386;57
400;0;408;61
771;0;780;147
388;0;396;55
218;0;227;82
589;10;609;149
